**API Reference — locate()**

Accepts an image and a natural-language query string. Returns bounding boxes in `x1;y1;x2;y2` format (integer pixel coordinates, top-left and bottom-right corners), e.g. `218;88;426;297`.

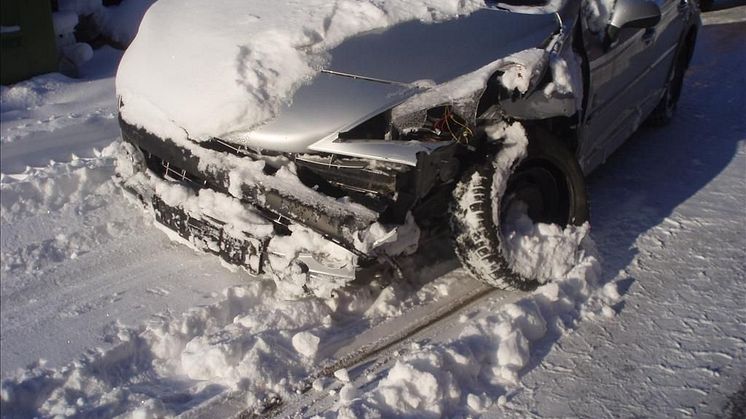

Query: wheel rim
501;160;570;227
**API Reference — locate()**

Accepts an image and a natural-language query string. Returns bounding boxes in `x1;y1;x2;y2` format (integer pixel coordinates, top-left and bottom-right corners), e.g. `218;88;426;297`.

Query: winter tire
450;128;588;290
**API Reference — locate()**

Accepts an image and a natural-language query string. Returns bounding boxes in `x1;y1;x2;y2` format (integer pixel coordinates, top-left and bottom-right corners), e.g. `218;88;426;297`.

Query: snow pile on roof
116;0;485;141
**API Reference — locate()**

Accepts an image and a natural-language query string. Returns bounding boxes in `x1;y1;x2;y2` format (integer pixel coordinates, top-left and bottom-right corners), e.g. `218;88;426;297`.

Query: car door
577;0;686;173
635;0;688;105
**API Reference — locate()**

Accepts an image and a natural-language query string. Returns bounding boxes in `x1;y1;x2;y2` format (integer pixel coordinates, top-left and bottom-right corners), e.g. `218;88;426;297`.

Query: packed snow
0;246;612;419
501;203;592;283
323;245;608;418
116;138;383;298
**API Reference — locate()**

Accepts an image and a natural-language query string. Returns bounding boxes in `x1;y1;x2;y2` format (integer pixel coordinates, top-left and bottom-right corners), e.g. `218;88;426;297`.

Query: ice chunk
292;331;321;359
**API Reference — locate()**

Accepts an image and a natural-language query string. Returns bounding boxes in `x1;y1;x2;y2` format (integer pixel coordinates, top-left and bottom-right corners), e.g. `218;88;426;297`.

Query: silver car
117;0;700;290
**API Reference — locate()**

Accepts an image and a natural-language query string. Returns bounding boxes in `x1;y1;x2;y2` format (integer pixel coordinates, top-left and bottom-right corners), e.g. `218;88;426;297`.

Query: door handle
642;28;656;45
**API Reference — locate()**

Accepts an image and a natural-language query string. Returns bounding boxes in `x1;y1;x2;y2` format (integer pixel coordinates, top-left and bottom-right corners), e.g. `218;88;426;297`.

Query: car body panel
325;8;558;84
578;0;696;173
227;9;559;161
227;73;412;154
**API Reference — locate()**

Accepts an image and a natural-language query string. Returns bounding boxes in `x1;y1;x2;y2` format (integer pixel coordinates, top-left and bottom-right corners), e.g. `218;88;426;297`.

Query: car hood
117;3;558;155
232;8;558;153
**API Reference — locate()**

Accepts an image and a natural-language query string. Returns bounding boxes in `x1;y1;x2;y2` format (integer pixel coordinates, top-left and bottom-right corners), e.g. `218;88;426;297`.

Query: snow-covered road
1;7;744;419
1;48;248;374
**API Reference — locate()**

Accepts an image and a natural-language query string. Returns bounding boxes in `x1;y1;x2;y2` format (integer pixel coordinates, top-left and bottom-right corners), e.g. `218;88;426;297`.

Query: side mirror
607;0;662;41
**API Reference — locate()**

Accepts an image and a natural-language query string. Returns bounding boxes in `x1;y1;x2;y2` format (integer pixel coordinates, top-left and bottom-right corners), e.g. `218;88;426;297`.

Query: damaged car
115;0;700;295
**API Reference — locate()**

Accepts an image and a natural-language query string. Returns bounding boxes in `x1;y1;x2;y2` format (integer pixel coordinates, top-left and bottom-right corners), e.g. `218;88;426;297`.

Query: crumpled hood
240;8;559;154
116;0;489;142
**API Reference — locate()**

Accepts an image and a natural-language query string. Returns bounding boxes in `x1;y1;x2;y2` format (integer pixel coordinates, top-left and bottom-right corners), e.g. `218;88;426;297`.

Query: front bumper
119;110;470;296
150;194;267;274
119;117;386;254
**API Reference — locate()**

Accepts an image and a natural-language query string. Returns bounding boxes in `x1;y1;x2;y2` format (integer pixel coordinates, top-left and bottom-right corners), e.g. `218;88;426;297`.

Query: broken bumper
117;117;450;285
119;117;388;252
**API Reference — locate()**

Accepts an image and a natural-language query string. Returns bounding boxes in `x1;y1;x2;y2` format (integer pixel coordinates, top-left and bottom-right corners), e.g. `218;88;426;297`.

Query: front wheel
450;126;588;290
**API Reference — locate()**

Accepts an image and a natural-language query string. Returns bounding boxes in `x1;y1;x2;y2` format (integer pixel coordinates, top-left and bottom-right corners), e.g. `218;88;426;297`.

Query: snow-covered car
115;0;700;294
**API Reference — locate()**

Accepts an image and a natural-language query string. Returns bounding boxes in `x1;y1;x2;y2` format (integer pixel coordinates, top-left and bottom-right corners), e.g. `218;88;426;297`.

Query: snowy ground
1;47;248;374
1;6;745;419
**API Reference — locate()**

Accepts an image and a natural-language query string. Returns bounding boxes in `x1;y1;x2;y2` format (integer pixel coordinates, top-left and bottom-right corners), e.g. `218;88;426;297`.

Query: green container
1;0;58;85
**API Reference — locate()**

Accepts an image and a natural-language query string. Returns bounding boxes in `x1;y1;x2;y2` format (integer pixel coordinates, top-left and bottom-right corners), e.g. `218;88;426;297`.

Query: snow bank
116;0;485;142
0;148;123;274
1;47;121;150
1;73;97;136
0;262;473;416
1;145;118;219
0;283;329;417
326;228;615;418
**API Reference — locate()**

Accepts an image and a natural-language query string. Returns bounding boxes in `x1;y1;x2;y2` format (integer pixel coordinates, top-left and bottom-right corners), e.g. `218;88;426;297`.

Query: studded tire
449;129;588;290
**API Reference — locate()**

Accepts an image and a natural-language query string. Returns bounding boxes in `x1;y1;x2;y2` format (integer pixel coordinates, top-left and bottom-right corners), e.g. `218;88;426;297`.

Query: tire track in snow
1;227;248;374
177;274;520;418
262;285;524;418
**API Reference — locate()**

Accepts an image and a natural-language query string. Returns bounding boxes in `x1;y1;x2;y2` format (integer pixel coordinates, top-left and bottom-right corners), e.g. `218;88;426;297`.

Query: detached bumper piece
151;196;266;274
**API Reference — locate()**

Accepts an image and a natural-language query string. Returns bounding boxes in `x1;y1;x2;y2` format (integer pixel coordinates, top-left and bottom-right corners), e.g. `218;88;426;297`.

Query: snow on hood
116;0;486;142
